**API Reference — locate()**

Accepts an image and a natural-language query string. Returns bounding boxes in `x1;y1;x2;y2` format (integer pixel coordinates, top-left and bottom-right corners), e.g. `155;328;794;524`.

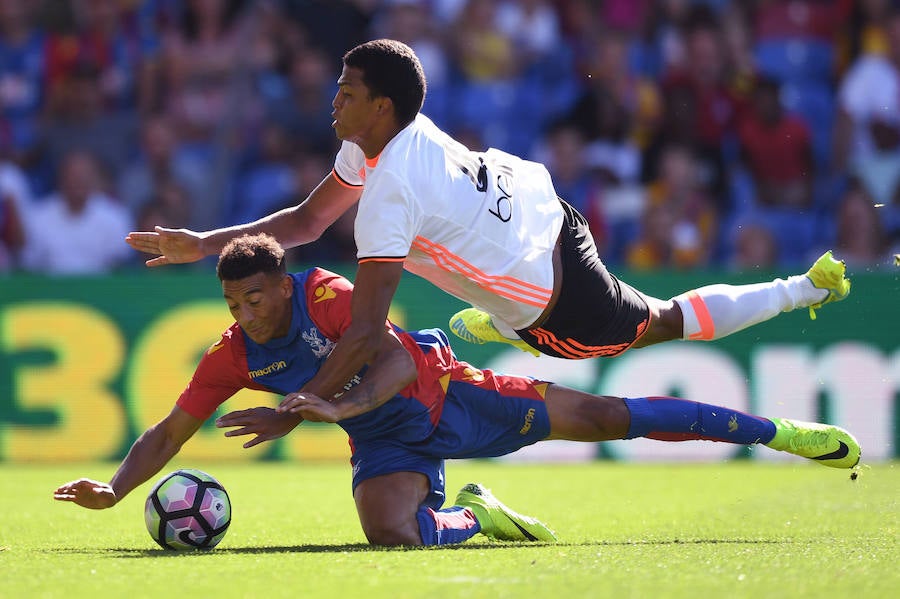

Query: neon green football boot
765;418;861;468
448;308;541;357
455;483;557;542
805;250;851;320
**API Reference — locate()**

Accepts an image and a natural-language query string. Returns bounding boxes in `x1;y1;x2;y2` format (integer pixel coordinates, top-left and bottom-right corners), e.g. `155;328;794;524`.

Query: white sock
673;275;828;341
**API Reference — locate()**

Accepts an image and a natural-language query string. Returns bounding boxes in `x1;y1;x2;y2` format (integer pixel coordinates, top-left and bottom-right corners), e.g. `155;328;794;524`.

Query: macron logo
248;360;287;378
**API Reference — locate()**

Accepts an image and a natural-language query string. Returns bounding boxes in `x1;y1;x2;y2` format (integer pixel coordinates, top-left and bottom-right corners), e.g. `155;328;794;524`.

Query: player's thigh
544;383;629;441
353;471;430;545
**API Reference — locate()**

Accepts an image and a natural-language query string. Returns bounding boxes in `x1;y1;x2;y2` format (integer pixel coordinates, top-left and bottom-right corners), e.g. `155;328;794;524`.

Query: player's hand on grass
125;226;206;267
277;392;342;422
216;407;304;448
53;478;117;509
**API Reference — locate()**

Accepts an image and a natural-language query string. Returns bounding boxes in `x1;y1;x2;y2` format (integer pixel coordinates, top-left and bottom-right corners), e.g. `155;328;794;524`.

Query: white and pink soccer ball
144;469;231;550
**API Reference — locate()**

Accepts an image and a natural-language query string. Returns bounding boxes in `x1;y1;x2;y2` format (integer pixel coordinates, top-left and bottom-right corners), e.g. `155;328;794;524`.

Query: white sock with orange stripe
673;275;826;341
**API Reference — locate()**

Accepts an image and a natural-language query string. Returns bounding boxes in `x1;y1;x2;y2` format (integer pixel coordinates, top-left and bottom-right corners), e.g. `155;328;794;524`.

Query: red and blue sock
416;505;481;545
623;396;776;445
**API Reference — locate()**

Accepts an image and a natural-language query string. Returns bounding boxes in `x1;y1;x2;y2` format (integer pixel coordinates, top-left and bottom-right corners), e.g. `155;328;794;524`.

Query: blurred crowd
2;0;900;276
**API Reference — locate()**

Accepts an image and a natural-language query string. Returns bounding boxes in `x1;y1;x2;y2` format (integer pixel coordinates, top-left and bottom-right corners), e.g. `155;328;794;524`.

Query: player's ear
280;274;293;298
376;96;393;116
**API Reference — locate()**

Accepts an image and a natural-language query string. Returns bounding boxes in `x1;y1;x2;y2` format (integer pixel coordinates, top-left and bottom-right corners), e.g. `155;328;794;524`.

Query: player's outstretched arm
53;406;203;509
125;174;361;268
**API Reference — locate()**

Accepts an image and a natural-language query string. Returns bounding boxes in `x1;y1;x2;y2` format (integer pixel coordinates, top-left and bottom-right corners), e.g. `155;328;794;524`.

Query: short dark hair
343;39;426;126
217;233;286;281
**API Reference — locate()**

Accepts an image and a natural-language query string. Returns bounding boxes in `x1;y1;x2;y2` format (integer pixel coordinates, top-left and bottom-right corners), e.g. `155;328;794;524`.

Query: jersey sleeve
333;141;366;187
176;326;254;420
354;168;418;261
303;268;356;341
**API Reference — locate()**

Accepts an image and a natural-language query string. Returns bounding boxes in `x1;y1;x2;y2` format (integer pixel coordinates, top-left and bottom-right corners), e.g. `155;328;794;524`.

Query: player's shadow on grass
46;538;788;557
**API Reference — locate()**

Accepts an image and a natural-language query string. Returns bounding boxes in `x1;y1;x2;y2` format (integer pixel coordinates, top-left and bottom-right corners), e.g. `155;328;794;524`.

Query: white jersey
333;114;564;330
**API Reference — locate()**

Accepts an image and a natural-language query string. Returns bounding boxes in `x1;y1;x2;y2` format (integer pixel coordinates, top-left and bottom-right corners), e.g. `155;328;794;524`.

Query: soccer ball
144;468;231;550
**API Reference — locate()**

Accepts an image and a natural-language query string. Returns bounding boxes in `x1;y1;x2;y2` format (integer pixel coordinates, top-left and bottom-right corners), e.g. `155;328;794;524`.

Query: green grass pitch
2;461;897;598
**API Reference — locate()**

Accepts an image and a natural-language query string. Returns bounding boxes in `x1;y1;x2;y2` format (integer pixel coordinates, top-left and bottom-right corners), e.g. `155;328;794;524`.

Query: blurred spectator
839;0;891;69
495;0;562;71
536;121;606;244
570;29;660;170
21;150;132;274
719;2;756;103
599;0;651;35
450;0;518;82
116;113;205;225
738;75;813;209
0;158;28;271
227;121;298;225
0;187;23;271
0;152;32;207
263;45;339;153
566;82;639;186
833;8;900;173
0;0;46;161
160;0;258;145
753;0;840;45
833;178;892;268
653;6;744;210
285;147;356;265
632;0;695;77
371;0;450;124
44;0;160;114
39;61;138;182
730;222;779;270
134;179;192;232
626;143;717;269
278;0;374;64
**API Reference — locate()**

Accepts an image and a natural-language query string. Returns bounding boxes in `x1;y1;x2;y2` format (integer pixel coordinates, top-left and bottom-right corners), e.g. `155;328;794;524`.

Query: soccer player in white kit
126;39;851;397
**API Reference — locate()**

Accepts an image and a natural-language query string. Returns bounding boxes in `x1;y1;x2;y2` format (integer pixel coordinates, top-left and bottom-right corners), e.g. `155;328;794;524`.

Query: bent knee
635;298;682;346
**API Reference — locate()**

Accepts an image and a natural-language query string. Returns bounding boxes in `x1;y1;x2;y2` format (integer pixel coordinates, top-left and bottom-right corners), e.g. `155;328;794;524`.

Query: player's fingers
243;436;268;449
145;256;171;268
215;411;248;427
124;234;161;251
125;231;159;242
278;393;298;406
276;398;298;413
290;405;322;419
54;478;89;492
222;426;252;437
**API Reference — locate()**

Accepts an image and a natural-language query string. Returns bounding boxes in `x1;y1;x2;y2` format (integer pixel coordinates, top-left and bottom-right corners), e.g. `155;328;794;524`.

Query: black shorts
515;199;650;359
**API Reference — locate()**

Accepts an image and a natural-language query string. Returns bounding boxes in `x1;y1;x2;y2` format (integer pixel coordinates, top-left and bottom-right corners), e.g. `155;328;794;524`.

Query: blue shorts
349;372;551;510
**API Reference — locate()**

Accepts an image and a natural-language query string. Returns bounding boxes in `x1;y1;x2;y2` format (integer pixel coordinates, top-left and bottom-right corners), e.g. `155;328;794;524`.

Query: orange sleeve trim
686;291;716;340
358;257;406;264
331;169;363;189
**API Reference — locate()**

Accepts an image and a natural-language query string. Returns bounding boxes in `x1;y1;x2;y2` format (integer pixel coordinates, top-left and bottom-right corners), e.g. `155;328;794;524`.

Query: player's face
222;272;294;344
331;66;383;144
